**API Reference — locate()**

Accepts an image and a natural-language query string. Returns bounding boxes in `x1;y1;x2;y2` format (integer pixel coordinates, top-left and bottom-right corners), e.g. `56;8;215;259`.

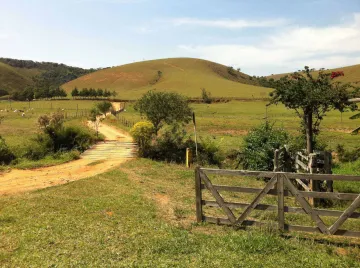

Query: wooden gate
195;167;360;237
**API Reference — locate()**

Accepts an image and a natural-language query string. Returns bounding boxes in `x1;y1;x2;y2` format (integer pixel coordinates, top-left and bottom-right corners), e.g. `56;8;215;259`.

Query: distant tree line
0;57;105;100
11;86;67;101
71;87;117;98
0;89;9;97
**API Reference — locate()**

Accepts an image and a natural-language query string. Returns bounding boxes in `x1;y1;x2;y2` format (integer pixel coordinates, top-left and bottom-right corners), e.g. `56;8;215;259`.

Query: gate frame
195;167;360;238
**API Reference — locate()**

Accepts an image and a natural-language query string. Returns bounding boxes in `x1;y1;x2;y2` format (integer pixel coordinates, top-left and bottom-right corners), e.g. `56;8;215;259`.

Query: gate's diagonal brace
284;176;330;235
200;172;237;224
329;194;360;234
235;175;278;227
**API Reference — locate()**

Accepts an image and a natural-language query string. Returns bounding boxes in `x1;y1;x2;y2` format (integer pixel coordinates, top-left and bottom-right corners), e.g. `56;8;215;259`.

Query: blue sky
1;0;360;75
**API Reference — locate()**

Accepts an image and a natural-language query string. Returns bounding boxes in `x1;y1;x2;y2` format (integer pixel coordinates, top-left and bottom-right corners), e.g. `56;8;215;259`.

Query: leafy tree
96;88;104;97
134;91;192;135
0;89;9;97
96;101;112;114
0;135;16;165
270;66;356;153
71;87;79;97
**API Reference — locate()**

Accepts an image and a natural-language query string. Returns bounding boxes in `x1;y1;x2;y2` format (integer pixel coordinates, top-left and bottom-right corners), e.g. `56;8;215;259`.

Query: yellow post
186;148;192;168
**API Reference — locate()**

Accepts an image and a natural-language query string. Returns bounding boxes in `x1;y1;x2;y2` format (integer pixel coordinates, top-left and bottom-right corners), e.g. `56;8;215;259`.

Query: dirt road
0;123;135;196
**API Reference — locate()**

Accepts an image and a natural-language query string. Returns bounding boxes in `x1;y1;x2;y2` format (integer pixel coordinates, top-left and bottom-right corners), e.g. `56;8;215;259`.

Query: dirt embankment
0;123;134;196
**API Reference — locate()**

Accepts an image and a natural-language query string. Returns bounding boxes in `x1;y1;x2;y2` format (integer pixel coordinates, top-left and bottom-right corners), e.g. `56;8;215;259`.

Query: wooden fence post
195;167;203;222
277;174;285;231
274;149;280;172
309;153;320;206
324;152;333;192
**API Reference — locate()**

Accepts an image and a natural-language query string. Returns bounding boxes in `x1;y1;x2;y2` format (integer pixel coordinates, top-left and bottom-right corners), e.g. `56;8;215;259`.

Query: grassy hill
0;62;40;95
269;64;360;85
62;58;271;100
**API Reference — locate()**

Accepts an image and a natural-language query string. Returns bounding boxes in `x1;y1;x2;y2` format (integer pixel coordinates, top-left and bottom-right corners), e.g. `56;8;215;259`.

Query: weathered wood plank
201;168;360;181
284;177;331;235
296;159;309;171
200;172;237;224
295;178;311;191
329;194;360;234
277;174;285;231
203;184;359;201
195;167;203;223
285;224;360;238
204;218;360;237
235;176;278;226
202;200;360;219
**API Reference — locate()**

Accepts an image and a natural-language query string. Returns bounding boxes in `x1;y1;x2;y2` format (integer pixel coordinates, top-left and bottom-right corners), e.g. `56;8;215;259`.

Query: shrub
130;121;155;156
336;144;360;162
24;135;52;160
201;88;213;104
197;137;224;167
0;136;16;165
241;122;289;171
147;124;224;167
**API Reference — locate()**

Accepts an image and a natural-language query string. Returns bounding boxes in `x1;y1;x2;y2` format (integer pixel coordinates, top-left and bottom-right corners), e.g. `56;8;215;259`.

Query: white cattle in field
22;113;25;117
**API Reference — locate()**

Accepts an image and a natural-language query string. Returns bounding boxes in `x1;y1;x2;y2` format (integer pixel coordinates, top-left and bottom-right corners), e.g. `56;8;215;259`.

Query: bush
148;124;191;162
0;136;16;164
201;88;213;104
241;122;289;171
24;135;52;160
147;124;224;167
336;144;360;162
130;121;155;157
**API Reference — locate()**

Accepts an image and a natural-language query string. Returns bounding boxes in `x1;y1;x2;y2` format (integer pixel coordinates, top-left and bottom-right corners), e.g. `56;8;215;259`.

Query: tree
96;101;112;115
130;121;155;156
270;66;356;153
134;90;192;135
71;87;79;97
201;88;213;104
89;107;102;136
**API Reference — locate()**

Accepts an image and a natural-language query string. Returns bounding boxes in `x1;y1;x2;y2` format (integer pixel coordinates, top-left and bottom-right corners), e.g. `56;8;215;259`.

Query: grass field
0;100;100;169
0;158;359;267
110;100;360;152
62;58;271;100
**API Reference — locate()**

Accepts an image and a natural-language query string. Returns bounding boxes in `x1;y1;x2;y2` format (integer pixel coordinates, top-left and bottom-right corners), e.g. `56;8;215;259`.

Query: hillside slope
0;62;38;95
62;58;271;100
269;64;360;84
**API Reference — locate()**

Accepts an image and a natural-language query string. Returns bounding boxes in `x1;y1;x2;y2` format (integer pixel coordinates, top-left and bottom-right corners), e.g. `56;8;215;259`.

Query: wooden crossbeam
329;194;360;234
284;176;330;235
235;175;278;227
200;171;237;224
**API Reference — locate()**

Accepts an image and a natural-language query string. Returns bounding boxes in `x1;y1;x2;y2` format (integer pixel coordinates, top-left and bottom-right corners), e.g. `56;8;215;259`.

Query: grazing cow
22;113;25;117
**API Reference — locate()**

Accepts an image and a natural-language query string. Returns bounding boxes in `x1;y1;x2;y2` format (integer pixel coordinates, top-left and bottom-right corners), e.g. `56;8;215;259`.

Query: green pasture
1;158;359;267
113;100;360;152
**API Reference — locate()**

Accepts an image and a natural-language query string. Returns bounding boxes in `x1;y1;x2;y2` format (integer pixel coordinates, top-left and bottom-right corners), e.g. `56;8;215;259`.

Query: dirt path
0;123;135;196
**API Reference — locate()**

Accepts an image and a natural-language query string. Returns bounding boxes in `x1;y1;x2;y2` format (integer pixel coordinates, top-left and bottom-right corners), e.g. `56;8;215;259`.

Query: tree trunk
305;112;313;154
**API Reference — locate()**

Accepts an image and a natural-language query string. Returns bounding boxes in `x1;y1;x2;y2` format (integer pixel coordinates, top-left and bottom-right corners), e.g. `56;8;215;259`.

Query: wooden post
324;152;333;192
186;148;192;168
195;167;203;222
76;104;78;117
277;174;285;231
309;153;320;206
274;149;280;172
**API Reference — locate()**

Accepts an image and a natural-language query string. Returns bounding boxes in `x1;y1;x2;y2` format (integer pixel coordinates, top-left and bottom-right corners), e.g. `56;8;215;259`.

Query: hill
0;62;40;96
62;58;271;100
0;58;98;100
268;64;360;85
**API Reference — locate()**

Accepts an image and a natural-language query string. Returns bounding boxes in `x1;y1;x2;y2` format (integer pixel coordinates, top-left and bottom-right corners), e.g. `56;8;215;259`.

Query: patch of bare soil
0;123;133;196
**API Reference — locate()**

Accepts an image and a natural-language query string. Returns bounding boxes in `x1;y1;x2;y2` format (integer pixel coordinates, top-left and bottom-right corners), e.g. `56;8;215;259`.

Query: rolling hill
0;62;40;96
268;64;360;85
62;58;271;100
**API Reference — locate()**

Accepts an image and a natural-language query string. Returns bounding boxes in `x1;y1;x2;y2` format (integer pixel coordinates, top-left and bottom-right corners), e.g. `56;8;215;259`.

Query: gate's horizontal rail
201;168;360;181
202;200;360;219
201;184;359;201
204;216;360;237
